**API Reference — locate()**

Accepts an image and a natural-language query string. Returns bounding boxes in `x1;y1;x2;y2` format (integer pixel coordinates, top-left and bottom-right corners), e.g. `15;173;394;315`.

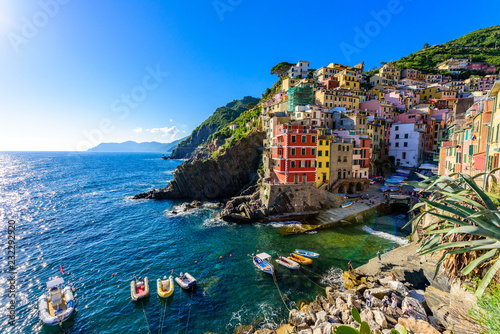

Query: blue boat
341;202;353;208
253;253;274;275
294;249;320;259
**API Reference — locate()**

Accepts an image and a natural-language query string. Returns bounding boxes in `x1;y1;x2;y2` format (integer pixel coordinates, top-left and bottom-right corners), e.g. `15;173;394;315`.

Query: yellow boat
289;253;312;265
157;275;174;298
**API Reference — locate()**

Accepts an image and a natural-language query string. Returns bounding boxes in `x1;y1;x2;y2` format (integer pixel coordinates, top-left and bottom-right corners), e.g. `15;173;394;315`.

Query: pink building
359;100;396;120
467;62;496;73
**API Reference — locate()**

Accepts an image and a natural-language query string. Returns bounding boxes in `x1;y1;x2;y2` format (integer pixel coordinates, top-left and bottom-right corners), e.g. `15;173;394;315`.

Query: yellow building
315;88;360;110
316;130;331;187
313;63;351;82
334;69;360;89
379;63;401;85
348;113;368;135
420;86;456;101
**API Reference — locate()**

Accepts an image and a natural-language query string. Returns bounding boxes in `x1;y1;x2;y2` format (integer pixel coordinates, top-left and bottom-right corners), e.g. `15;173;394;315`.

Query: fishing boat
289;253;312;265
275;256;299;269
157;275;174;298
341;202;353;208
38;277;77;326
175;272;197;289
130;277;150;302
253;253;274;275
294;249;320;258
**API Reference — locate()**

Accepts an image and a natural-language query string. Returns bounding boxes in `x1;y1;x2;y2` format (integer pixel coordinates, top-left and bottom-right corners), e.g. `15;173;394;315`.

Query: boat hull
253;257;274;275
131;277;150;302
38;287;76;326
294;249;320;258
275;256;299;269
157;276;174;298
289;253;312;265
175;272;197;289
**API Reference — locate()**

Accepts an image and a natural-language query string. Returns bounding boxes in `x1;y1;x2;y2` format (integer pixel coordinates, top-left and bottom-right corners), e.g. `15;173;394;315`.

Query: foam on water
360;225;409;245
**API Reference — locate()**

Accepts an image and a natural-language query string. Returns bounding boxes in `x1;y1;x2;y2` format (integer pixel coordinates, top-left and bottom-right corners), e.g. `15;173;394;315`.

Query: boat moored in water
341;202;353;208
157;275;174;298
175;272;197;289
289;253;312;265
253;253;274;275
131;277;150;302
294;249;320;258
38;277;77;326
275;256;300;269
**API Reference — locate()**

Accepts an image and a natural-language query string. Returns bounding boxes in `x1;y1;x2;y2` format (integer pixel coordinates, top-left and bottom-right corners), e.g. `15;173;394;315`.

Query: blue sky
0;0;498;151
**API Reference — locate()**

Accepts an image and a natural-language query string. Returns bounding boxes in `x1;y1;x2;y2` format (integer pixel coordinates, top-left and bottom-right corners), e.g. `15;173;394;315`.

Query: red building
466;62;496;73
322;77;339;90
271;124;317;184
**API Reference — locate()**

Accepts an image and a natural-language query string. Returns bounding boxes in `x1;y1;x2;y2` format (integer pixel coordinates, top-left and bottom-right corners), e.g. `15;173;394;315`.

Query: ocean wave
269;221;302;228
360;225;409;245
202;217;228;228
320;267;344;287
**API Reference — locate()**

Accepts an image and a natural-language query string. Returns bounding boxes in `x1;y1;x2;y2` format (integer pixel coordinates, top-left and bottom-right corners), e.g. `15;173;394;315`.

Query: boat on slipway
38;277;77;326
275;256;300;269
253;253;274;275
341;202;353;208
294;249;320;258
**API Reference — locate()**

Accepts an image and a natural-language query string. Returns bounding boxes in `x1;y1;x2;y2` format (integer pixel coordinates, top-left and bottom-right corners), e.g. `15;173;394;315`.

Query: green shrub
470;287;500;333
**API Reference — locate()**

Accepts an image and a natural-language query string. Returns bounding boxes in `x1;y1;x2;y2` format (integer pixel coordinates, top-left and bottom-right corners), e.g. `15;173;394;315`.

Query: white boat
275;256;300;269
253;253;274;275
341;202;353;208
38;277;77;326
175;272;197;289
130;277;150;302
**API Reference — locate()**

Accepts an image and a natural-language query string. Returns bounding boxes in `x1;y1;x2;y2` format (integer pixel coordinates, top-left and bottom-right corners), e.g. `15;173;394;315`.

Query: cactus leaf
351;307;361;324
334;325;360;334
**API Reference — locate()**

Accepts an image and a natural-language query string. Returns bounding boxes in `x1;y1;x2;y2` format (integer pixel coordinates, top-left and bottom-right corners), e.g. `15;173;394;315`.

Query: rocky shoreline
228;243;482;334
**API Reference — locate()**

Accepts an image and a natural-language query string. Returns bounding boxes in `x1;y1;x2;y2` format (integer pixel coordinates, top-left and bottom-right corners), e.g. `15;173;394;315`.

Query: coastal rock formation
134;131;265;200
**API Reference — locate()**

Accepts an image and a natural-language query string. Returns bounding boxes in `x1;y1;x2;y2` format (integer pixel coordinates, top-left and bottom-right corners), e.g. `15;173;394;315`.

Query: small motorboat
294;249;320;258
161;155;168;160
157;275;174;298
253;253;274;275
38;277;77;326
175;272;197;289
342;202;353;208
275;256;299;269
289;253;312;265
131;277;150;302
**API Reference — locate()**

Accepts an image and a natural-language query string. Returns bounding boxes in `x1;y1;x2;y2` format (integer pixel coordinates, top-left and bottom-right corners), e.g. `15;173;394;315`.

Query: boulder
288;310;307;327
275;325;294;334
254;330;274;334
356;284;368;295
360;308;374;323
341;310;353;324
336;297;349;313
402;296;427;321
298;329;312;334
190;200;202;207
233;325;254;334
346;294;362;310
398;317;440;334
383;279;410;296
368;287;392;300
316;311;327;324
329;305;340;317
372;310;388;329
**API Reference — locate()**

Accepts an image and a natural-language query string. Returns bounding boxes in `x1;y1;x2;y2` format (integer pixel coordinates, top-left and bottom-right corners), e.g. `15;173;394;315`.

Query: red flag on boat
60;265;65;275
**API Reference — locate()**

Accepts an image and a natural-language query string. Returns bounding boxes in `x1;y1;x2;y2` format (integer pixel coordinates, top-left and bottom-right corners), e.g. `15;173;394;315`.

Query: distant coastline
87;138;185;153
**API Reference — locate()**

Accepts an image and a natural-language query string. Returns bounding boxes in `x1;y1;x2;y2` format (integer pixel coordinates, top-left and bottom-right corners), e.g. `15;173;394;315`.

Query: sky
0;0;499;151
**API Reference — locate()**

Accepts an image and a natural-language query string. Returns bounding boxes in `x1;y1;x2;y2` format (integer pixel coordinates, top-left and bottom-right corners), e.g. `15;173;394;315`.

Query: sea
0;152;410;334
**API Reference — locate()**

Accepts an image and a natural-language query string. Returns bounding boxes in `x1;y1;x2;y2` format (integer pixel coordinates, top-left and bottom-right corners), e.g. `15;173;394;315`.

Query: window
396;134;399;139
402;152;406;159
319;140;323;145
301;148;306;155
302;136;306;143
318;162;322;168
325;150;329;157
404;142;408;147
338;144;341;150
318;150;323;156
344;156;347;162
326;162;329;168
396;142;399;147
404;133;409;139
346;146;349;151
291;161;296;168
311;148;315;155
311;136;316;143
291;136;296;143
395;126;399;131
291;148;296;155
338;156;341;162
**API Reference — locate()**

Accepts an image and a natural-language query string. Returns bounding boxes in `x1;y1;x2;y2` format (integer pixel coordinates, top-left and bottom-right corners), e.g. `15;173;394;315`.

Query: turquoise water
0;152;409;333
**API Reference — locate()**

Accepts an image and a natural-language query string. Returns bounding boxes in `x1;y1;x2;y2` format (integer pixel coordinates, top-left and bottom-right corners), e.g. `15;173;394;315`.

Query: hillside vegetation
394;25;500;73
169;96;259;159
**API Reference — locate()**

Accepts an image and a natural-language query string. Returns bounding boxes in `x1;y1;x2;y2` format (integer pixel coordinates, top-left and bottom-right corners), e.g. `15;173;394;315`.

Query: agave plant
407;171;500;297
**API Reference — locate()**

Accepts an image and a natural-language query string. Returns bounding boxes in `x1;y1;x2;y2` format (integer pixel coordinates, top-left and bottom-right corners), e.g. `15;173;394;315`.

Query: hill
87;138;184;153
168;96;260;159
393;25;500;74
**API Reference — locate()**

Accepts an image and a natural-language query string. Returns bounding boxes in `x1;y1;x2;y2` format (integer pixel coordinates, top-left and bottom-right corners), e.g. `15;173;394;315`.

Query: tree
270;62;294;77
245;102;256;109
423;43;430;48
408;172;500;297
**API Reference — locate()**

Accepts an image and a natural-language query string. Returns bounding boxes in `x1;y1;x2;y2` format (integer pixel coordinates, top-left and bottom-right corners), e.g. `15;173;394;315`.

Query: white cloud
170;119;173;122
147;126;180;141
133;127;143;133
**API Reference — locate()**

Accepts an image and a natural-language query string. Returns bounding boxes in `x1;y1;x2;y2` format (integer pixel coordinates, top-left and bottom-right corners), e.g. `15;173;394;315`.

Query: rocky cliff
134;131;266;200
169;96;259;159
